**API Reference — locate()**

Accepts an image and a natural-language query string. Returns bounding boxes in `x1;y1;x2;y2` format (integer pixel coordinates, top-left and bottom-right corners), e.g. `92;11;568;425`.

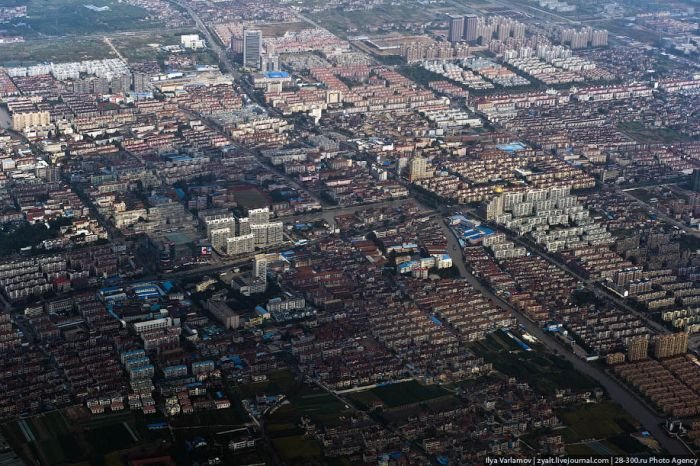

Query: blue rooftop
147;422;169;430
265;71;290;79
496;141;527;152
100;285;123;294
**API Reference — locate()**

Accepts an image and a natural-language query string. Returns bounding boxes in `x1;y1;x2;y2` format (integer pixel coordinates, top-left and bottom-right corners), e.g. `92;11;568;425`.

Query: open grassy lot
2;408;150;465
267;384;351;431
565;443;599;456
263;384;350;463
86;423;137;456
110;29;219;65
470;332;598;395
233;369;299;399
271;435;322;464
232;185;272;211
0;37;116;66
618;121;693;144
372;380;450;407
348;380;451;409
309;3;465;38
1;411;85;464
557;402;638;442
109;31;187;62
8;0;160;38
29;410;71;438
626;187;656;203
597;20;661;44
258;22;310;38
0;28;219;67
168;406;248;430
78;410;133;430
0;26;216;68
289;391;348;425
557;402;653;455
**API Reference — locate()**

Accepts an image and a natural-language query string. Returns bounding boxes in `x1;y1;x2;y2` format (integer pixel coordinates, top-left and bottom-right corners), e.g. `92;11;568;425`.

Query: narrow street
620;187;700;238
104;36;126;62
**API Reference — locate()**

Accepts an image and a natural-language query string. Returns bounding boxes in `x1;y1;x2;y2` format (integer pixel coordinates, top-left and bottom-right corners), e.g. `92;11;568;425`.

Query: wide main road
166;0;238;76
434;214;690;456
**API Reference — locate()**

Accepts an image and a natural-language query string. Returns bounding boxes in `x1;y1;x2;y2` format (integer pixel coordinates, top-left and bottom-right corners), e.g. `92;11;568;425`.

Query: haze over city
0;0;698;464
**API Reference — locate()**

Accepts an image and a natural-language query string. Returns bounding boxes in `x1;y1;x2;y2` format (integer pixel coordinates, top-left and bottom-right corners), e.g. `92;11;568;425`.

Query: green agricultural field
557;402;639;443
292;392;341;415
470;332;598;395
2;409;150;465
266;406;300;437
288;390;349;425
349;380;451;409
2;411;83;464
78;410;133;430
233;369;299;399
30;411;71;439
8;0;160;38
168;407;248;429
265;385;350;462
557;402;653;455
233;185;272;211
36;435;83;465
266;384;351;431
86;423;136;456
271;435;322;463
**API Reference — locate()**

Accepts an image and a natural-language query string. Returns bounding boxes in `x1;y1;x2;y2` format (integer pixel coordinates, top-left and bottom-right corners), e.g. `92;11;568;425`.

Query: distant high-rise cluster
447;14;524;44
560;26;608;49
205;207;283;256
503;44;573;61
536;44;572;61
479;16;525;43
400;41;471;62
